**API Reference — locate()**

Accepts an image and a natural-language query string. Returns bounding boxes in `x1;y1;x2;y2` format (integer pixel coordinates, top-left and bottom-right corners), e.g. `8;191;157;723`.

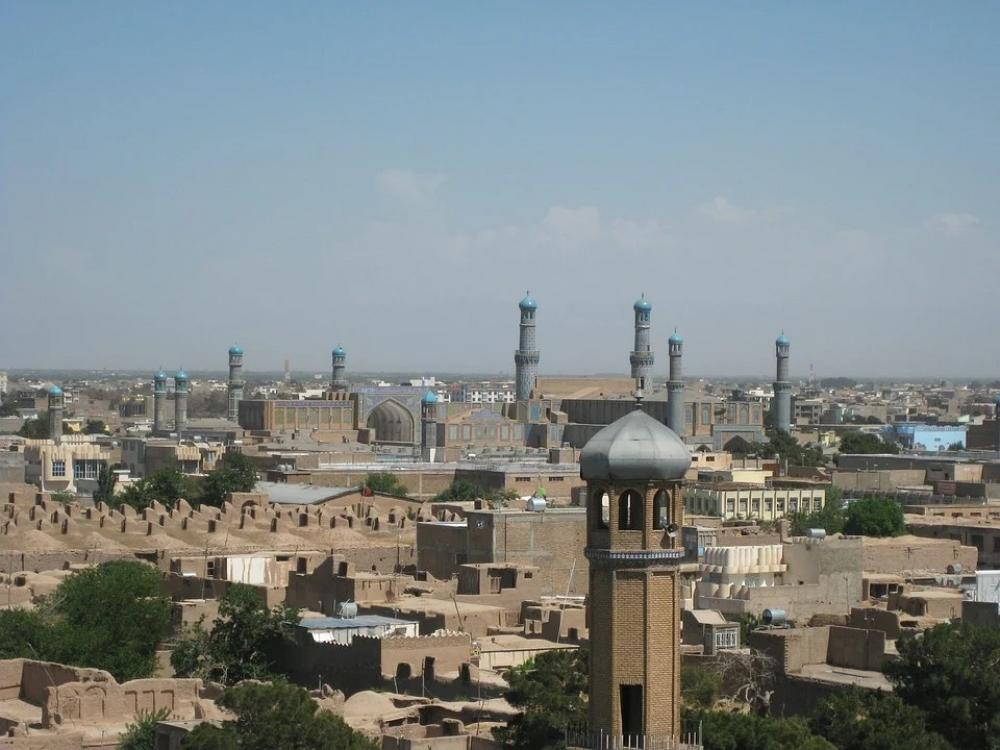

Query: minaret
47;386;64;443
629;294;654;390
331;346;348;392
667;330;685;435
174;369;189;438
514;291;539;401
994;395;1000;457
773;333;792;432
227;345;245;422
421;390;438;462
153;370;167;433
577;403;692;745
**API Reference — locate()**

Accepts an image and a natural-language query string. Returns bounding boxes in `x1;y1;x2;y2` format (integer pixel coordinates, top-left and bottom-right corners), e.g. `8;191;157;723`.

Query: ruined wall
827;626;885;671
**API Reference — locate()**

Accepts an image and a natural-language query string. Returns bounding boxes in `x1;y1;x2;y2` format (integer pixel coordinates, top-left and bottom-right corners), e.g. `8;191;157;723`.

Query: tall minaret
153;370;167;433
514;291;539;401
578;405;692;746
773;333;792;432
174;369;189;438
331;346;348;392
227;345;245;422
421;390;438;462
47;386;64;443
629;294;654;390
994;395;1000;457
667;330;685;435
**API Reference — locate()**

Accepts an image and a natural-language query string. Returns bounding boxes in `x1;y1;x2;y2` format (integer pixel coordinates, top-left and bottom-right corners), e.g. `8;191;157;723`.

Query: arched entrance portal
366;399;415;444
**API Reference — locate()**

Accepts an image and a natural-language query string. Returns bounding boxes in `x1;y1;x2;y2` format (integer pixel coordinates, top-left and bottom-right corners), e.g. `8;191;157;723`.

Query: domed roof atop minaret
776;332;790;346
633;293;652;312
422;390;439;405
580;404;691;482
519;290;538;311
669;329;683;344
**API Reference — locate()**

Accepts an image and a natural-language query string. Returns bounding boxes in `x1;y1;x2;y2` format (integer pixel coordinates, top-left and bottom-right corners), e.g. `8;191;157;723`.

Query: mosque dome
633;294;652;312
776;333;790;346
422;391;439;405
519;291;538;311
580;407;691;482
229;345;243;355
332;345;346;357
154;369;167;381
175;369;189;381
669;331;683;345
48;385;63;397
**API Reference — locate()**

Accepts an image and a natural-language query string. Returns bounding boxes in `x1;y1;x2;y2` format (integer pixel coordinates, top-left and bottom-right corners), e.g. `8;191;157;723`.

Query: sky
1;2;998;377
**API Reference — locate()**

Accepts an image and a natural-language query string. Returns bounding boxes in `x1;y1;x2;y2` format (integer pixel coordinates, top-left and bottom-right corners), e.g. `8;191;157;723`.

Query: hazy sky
2;3;998;377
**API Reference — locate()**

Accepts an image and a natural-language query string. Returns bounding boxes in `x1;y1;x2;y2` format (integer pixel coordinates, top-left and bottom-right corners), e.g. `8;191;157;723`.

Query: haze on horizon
1;3;998;378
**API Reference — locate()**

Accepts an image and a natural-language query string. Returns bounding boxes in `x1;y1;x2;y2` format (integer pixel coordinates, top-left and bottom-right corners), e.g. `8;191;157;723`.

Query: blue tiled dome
519;291;538;311
48;385;63;396
633;294;652;312
422;391;439;405
154;370;167;381
669;331;683;345
776;334;790;346
175;369;189;381
229;345;243;355
332;345;346;357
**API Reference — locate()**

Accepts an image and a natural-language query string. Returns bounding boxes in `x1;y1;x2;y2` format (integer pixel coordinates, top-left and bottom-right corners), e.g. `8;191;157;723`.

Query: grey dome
580;408;691;482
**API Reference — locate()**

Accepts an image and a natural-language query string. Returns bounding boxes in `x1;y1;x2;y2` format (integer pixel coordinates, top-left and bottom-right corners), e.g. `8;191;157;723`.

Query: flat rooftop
299;614;413;630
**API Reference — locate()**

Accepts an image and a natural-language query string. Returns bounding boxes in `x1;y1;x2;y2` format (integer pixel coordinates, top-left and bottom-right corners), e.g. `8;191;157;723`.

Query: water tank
807;528;827;539
762;608;787;626
337;601;358;619
526;497;547;512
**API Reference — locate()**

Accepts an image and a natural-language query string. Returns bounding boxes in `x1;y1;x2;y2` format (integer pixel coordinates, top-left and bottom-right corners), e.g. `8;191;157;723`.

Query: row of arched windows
592;488;672;531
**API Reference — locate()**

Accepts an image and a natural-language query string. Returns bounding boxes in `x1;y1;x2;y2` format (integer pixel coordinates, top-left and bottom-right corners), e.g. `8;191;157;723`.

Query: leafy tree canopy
118;708;171;750
83;419;108;435
112;468;197;512
18;415;49;439
199;452;257;507
682;665;721;709
838;431;898;455
843;497;905;537
435;480;518;508
363;472;408;496
789;487;846;536
809;688;953;750
171;584;299;686
494;648;588;750
181;681;377;750
887;622;1000;750
688;709;835;750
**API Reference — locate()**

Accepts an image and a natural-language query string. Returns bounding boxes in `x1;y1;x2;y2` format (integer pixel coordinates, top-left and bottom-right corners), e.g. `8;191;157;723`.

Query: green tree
887;622;1000;749
789;487;846;536
838;431;898;454
83;419;108;435
111;468;196;512
809;689;952;750
767;431;825;467
181;681;376;750
18;415;49;439
435;480;519;508
688;709;834;750
118;708;171;750
45;561;172;681
199;453;257;507
0;609;49;660
682;665;721;708
843;497;904;537
362;472;408;496
494;648;588;750
946;441;964;451
171;584;299;686
93;464;117;506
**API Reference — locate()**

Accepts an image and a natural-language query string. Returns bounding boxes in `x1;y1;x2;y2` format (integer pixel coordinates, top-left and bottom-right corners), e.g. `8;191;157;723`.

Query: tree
809;689;953;750
947;441;964;451
0;609;49;660
494;648;588;750
199;452;257;507
181;681;376;750
839;431;898;455
44;561;172;681
171;584;299;686
682;665;721;708
18;415;49;439
789;487;845;536
118;708;171;750
363;472;408;497
93;464;117;506
83;419;108;435
887;622;1000;749
112;468;196;512
843;497;904;537
435;480;519;509
688;709;835;750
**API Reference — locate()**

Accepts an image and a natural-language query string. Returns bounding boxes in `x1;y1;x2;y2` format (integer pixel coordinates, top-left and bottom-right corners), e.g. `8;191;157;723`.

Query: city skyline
2;3;998;375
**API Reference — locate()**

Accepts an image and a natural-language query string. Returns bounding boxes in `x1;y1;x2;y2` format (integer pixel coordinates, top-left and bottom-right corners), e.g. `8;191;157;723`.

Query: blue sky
2;2;998;376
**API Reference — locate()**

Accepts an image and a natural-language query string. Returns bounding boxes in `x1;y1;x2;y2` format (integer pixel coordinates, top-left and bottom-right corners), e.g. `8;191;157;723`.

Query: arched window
593;489;610;530
618;490;643;531
653;489;669;530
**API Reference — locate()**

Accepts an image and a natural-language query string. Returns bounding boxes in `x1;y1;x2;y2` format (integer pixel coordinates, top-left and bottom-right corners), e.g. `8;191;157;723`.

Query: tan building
22;436;110;493
685;483;826;521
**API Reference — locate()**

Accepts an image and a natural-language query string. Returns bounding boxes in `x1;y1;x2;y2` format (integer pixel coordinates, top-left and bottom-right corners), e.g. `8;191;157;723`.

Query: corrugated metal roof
299;615;413;629
255;481;355;505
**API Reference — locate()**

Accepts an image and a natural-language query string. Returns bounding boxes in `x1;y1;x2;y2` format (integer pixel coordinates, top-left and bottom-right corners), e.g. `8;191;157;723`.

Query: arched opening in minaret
592;489;610;529
618;490;643;531
652;489;669;529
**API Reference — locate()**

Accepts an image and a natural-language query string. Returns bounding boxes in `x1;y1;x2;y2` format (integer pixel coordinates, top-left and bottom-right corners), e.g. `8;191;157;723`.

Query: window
653;489;669;529
972;534;984;550
73;461;85;479
992;537;1000;553
593;490;610;530
701;405;711;424
51;460;65;477
618;490;643;530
